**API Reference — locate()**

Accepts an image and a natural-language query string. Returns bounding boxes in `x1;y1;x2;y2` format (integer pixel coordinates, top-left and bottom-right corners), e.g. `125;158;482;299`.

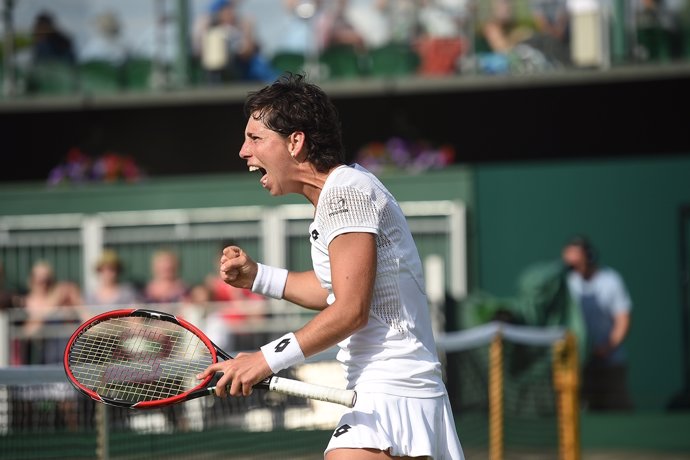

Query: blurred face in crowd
152;252;179;281
562;244;588;275
492;0;513;22
218;4;237;25
29;262;55;292
97;263;119;284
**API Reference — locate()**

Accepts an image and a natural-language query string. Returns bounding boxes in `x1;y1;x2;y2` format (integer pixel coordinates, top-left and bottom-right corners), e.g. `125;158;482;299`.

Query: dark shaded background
2;74;688;183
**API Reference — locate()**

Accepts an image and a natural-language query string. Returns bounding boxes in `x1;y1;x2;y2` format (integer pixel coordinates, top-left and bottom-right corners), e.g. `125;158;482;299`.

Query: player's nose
239;141;250;159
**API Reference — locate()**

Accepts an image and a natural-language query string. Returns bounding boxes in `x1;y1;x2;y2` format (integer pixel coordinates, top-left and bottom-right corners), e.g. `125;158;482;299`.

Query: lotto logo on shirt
333;424;351;438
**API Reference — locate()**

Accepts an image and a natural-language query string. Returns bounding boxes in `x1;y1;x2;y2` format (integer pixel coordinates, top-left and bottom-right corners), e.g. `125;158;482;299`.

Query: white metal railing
0;200;467;365
1;201;465;297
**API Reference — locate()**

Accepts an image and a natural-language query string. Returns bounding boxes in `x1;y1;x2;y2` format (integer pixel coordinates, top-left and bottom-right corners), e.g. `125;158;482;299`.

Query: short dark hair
565;234;598;265
244;73;345;173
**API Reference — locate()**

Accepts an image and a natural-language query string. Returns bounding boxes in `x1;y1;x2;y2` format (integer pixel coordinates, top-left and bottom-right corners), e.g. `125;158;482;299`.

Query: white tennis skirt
324;391;465;460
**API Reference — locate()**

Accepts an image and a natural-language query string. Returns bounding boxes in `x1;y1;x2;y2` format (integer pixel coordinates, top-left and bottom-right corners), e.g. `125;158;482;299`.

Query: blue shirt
567;267;632;364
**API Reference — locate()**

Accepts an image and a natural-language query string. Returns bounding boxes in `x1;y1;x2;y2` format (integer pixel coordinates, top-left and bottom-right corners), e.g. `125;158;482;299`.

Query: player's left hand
197;351;272;397
220;246;258;289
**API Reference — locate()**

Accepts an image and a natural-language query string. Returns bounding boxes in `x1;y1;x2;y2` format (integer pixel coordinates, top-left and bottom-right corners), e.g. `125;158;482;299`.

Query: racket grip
268;376;357;408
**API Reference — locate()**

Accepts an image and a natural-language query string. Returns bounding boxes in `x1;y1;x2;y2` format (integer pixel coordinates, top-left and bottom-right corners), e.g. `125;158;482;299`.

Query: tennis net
0;320;578;460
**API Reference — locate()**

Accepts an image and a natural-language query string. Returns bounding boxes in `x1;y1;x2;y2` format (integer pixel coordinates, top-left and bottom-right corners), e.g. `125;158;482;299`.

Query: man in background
562;235;634;411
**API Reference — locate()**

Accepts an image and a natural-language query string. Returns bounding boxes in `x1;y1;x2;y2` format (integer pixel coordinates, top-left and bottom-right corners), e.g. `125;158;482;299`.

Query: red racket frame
64;308;219;408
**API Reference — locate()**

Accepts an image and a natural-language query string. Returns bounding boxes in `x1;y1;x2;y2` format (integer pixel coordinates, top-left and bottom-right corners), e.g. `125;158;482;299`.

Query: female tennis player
196;73;464;460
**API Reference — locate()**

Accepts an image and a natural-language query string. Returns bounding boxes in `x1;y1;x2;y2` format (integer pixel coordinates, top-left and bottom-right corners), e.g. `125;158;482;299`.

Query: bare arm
219;246;329;310
609;311;631;350
294;232;376;357
595;311;631;358
483;21;513;53
220;235;374;328
283;270;330;310
203;233;376;396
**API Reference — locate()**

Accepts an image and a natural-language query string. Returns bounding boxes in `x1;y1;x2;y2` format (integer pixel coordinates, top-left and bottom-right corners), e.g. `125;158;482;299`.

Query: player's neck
300;164;342;207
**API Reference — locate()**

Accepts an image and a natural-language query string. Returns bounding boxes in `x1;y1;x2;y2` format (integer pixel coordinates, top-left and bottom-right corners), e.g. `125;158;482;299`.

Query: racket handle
268;376;357;408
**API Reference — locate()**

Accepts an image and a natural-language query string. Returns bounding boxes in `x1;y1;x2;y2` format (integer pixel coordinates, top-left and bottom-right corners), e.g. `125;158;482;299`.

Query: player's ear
287;131;306;160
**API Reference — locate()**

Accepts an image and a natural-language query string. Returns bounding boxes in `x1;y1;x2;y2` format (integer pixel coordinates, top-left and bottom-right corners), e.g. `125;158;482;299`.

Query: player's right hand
220;246;258;290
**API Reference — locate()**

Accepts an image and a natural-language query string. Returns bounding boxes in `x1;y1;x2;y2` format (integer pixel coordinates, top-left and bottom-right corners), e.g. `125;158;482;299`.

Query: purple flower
47;165;66;185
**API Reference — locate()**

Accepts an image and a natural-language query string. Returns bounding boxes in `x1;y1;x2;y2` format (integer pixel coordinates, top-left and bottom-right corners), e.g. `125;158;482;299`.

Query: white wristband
260;332;305;374
251;263;288;299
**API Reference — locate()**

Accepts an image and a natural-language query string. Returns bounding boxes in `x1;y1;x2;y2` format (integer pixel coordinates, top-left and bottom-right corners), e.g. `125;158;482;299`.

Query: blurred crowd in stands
0;247;266;366
2;0;689;97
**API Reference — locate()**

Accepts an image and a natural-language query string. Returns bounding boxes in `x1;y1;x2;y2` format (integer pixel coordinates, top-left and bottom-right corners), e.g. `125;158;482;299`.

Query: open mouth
249;165;268;187
249;166;266;175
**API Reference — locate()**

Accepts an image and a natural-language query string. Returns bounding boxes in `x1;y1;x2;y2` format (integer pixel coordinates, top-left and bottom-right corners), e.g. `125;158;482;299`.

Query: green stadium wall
474;154;690;412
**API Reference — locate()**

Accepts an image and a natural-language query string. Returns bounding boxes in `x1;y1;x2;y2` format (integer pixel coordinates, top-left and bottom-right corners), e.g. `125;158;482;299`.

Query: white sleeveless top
309;164;445;397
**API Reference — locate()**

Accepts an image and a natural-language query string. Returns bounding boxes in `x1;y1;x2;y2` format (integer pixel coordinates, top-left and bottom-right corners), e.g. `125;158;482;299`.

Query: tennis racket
63;308;356;409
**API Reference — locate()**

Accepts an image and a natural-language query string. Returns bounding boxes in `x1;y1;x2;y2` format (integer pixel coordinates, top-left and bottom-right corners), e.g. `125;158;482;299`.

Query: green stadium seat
25;60;79;95
367;43;420;78
271;51;306;75
637;26;672;62
78;60;124;94
189;57;205;86
318;45;362;79
124;58;152;91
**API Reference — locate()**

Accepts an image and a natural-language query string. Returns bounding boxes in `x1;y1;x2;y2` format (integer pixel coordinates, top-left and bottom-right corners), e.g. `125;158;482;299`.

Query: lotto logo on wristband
274;338;290;353
261;332;305;373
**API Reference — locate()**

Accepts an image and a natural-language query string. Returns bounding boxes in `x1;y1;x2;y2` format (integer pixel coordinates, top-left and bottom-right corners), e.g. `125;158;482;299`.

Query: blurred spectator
316;0;367;52
83;249;142;307
379;0;419;44
196;0;278;84
480;0;533;53
415;0;469;75
418;0;470;38
475;0;551;74
143;249;190;304
343;0;394;50
528;0;571;66
15;260;84;364
30;10;77;65
25;10;79;94
562;235;634;411
635;0;687;61
0;260;18;310
177;282;228;348
79;11;129;66
275;0;324;56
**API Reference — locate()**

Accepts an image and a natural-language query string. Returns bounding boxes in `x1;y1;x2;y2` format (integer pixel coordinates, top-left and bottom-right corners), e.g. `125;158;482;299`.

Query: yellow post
553;332;581;460
489;332;503;460
96;402;110;460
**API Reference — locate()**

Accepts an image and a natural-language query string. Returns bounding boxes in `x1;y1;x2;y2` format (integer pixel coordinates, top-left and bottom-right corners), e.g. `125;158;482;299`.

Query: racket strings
68;316;214;403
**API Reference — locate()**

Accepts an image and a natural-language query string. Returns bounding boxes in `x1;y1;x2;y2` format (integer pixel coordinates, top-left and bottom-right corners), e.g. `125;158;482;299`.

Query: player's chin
266;184;286;197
